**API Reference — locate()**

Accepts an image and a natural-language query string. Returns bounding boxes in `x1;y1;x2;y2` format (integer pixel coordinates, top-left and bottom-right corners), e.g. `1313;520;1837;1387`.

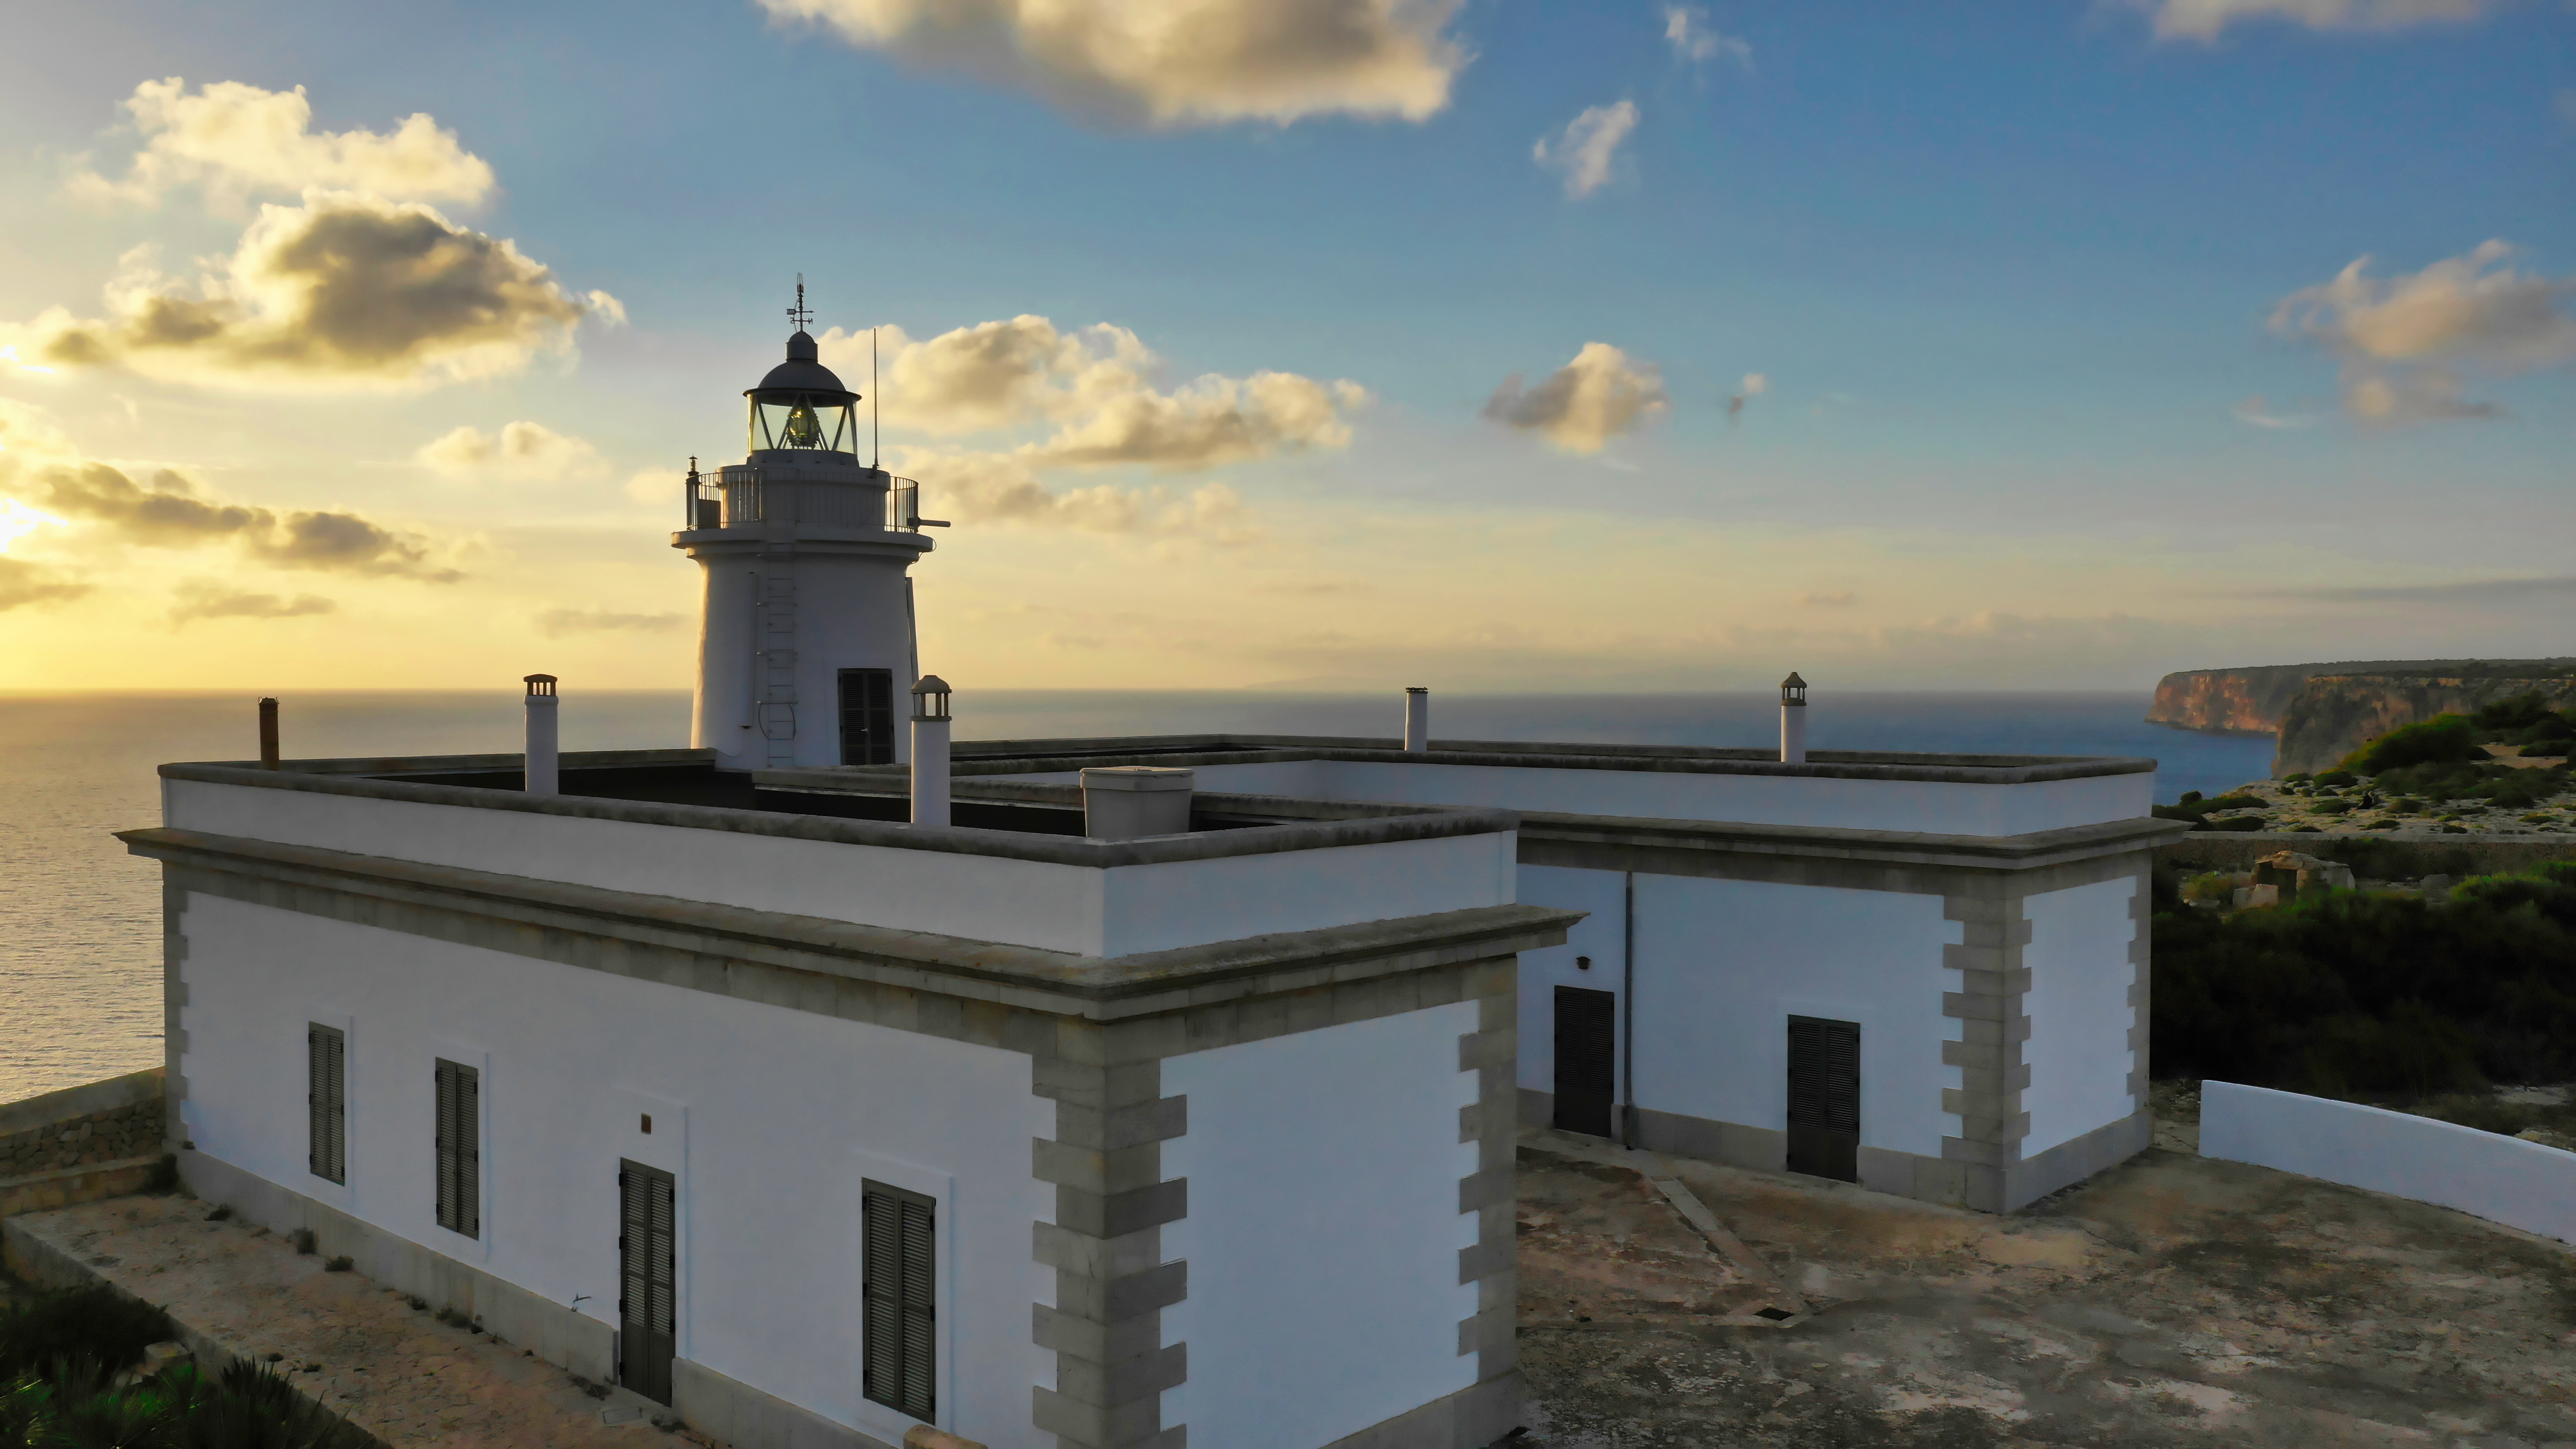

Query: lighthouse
673;287;940;770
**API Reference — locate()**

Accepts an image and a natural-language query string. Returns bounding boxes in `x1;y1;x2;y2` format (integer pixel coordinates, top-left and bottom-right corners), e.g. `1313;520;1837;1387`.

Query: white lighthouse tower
674;287;939;770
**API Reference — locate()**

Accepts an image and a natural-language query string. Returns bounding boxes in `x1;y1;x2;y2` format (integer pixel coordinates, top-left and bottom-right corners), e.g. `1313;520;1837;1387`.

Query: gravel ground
1517;1140;2576;1447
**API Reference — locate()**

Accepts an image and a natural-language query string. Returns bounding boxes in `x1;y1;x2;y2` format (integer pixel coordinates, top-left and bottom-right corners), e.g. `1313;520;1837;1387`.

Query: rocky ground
2189;747;2575;838
1517;1131;2576;1447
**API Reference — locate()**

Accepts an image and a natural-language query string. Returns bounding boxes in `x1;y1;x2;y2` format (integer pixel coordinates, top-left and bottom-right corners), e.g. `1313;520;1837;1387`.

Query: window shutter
1786;1018;1825;1130
1824;1020;1862;1135
434;1059;479;1237
861;1181;935;1421
308;1028;325;1175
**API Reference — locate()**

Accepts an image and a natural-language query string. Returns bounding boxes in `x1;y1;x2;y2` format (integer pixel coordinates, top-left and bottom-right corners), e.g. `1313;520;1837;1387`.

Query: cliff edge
2147;665;2348;733
2274;667;2576;775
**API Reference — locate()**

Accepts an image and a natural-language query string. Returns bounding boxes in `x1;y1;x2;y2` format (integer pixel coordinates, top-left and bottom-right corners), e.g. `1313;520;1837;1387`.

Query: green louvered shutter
308;1025;346;1184
861;1180;935;1421
434;1060;479;1237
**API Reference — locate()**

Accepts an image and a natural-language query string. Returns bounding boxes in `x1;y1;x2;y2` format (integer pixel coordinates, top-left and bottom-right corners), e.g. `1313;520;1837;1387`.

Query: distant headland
2149;659;2576;775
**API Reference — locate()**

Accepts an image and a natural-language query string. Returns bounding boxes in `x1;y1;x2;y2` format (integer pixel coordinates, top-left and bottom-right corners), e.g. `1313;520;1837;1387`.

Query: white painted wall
1512;865;1629;1098
176;894;1056;1449
1157;1002;1481;1449
689;545;923;770
166;781;1507;959
2201;1081;2576;1245
2020;877;2139;1156
1627;878;1961;1156
1096;832;1514;958
998;759;2150;837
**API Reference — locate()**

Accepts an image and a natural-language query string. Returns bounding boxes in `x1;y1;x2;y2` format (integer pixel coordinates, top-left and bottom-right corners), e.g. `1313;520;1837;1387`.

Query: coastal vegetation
2152;859;2576;1115
0;1285;371;1449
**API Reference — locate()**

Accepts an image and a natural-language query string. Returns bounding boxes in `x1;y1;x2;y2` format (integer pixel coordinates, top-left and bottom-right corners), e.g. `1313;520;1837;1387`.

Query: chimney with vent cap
1779;671;1807;765
524;675;559;794
1402;686;1429;752
258;697;280;770
911;675;952;827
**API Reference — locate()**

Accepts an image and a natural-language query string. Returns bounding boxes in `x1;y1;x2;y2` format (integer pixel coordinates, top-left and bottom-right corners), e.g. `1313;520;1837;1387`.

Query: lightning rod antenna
872;326;879;469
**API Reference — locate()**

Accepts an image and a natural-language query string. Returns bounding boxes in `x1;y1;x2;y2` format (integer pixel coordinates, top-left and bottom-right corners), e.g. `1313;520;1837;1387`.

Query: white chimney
1082;766;1194;841
524;674;560;794
1779;671;1807;765
1402;686;1429;752
910;675;952;827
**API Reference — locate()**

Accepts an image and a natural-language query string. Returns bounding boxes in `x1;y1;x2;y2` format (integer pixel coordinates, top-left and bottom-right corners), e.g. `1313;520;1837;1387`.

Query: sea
0;689;2274;1102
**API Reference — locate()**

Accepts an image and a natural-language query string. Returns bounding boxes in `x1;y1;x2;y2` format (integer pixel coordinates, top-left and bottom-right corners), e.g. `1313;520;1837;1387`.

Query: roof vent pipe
1779;671;1807;765
1403;686;1429;752
524;674;559;795
258;697;280;771
911;675;952;828
1082;767;1194;841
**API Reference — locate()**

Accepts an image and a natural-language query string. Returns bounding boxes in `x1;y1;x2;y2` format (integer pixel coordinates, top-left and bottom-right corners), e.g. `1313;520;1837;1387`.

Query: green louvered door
433;1060;478;1236
861;1179;934;1422
620;1162;676;1405
1786;1016;1861;1182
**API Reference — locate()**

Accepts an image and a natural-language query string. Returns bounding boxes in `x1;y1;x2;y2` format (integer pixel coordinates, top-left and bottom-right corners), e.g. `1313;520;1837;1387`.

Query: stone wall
2157;832;2576;880
0;1068;167;1179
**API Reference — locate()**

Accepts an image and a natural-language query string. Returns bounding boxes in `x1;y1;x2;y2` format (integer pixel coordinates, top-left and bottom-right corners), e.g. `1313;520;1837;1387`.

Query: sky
0;0;2569;694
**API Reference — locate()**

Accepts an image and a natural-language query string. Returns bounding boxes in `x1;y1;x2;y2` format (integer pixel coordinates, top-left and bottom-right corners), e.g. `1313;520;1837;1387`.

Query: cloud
822;316;1368;465
1663;7;1750;64
2250;576;2576;604
535;607;685;637
1802;591;1856;607
2230;394;2318;428
8;191;616;390
417;421;608;481
891;448;1264;543
169;580;335;625
69;78;494;207
2269;240;2576;424
2138;0;2495;40
0;557;89;612
757;0;1467;128
22;459;462;580
1532;101;1638;200
808;315;1363;538
1484;342;1669;454
1726;371;1768;424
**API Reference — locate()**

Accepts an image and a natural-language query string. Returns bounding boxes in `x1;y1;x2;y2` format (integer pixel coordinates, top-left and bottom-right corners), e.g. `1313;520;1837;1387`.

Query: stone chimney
524;675;559;795
1779;671;1808;765
1403;686;1429;752
911;675;952;828
1082;766;1194;841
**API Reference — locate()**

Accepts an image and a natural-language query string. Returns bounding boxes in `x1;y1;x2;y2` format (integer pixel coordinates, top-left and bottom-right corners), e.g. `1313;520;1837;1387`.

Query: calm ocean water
0;689;2271;1102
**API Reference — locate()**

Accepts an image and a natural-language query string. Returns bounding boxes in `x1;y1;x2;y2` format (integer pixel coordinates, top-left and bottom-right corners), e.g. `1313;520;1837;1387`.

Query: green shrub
2471;692;2559;732
2343;714;2480;774
0;1287;174;1382
2200;815;2267;832
2179;790;2202;804
2312;799;2355;816
2284;772;2314;783
2153;858;2576;1091
2313;769;2356;787
2182;873;2237;903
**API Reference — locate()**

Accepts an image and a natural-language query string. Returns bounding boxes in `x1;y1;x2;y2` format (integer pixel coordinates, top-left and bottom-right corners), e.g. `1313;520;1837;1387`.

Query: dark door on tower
619;1161;677;1405
1786;1016;1860;1182
1553;985;1618;1138
838;668;895;765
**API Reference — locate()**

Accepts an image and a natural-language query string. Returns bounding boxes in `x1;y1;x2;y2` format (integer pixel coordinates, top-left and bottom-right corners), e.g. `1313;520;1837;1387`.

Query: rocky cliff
2274;668;2576;775
2147;665;2345;733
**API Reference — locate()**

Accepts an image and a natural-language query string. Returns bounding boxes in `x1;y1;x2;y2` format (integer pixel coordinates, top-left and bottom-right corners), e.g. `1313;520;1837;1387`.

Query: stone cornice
120;827;1581;1022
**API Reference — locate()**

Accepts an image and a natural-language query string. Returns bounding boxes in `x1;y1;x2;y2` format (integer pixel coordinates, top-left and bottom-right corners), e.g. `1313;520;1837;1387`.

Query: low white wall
1017;759;2149;837
177;894;1056;1448
2201;1081;2576;1245
1629;878;1960;1155
2019;877;2138;1156
1157;1001;1481;1449
1512;866;1632;1097
166;780;1505;959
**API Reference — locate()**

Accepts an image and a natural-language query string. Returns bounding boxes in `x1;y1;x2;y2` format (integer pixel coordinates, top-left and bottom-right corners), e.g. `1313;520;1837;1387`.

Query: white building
130;306;2180;1449
781;696;2182;1217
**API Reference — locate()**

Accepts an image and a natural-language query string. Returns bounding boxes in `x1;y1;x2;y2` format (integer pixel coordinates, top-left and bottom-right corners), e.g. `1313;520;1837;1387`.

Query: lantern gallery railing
682;467;942;532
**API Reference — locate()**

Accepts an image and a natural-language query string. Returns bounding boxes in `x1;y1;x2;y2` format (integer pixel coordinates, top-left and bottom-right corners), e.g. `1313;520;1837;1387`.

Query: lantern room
745;329;860;456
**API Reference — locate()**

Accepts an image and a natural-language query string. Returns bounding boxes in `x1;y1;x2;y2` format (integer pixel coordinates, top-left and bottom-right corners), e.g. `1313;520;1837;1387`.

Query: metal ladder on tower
758;549;798;766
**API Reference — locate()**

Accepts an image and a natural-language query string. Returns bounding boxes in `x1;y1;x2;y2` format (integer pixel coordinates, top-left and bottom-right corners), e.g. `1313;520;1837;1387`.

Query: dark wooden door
1553;985;1618;1138
1786;1016;1860;1182
838;668;894;765
620;1161;677;1405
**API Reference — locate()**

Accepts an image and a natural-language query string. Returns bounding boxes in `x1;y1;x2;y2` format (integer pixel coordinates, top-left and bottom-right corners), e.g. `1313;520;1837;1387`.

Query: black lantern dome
1780;671;1808;706
744;283;862;455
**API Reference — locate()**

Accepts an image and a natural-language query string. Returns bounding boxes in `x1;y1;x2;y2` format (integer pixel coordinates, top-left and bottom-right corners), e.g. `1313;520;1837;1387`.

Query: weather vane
788;274;813;331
